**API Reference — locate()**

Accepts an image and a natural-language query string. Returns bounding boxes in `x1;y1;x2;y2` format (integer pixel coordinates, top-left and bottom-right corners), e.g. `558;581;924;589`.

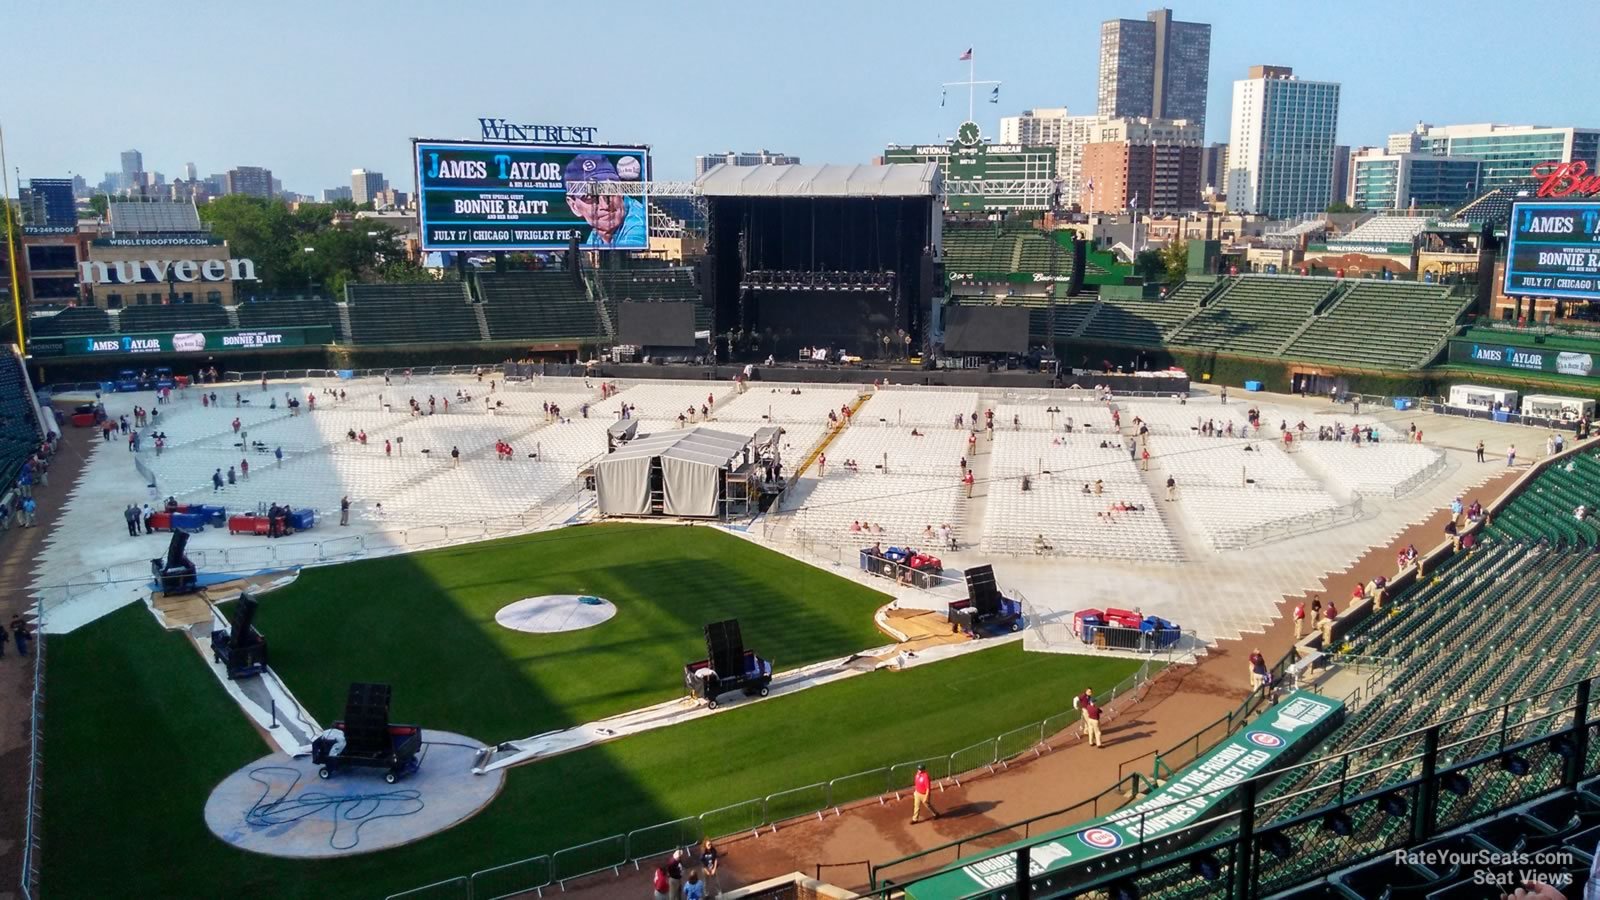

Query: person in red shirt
384;440;392;458
1083;699;1104;747
1321;601;1338;646
1293;602;1305;639
911;763;938;823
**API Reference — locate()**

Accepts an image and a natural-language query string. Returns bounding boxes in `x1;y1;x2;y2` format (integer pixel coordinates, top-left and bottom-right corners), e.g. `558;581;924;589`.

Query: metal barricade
697;798;767;840
996;722;1045;763
471;854;551;900
946;739;999;784
763;782;830;824
385;876;472;900
625;817;702;868
827;767;890;810
551;834;627;885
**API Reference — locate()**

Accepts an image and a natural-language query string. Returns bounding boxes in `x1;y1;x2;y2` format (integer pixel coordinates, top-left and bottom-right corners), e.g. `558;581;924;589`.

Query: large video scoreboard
1504;200;1600;301
414;140;650;252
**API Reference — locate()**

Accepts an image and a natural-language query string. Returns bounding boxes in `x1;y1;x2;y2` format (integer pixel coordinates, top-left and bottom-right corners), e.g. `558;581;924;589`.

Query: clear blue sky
6;0;1595;194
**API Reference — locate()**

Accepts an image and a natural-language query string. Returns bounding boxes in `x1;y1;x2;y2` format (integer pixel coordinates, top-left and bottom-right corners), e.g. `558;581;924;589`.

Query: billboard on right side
1504;201;1600;300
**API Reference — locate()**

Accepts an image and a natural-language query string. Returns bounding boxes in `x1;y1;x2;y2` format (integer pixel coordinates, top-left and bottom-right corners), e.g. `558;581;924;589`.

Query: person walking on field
1083;698;1104;747
1476;440;1486;463
652;865;669;900
340;496;351;526
910;763;938;823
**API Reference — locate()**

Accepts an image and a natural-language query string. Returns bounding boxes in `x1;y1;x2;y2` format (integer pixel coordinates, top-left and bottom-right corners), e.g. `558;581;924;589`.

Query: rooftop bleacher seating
29;307;112;337
1341;215;1431;244
234;297;339;332
941;227;1013;273
477;272;603;342
345;281;479;344
118;303;230;333
1284;280;1468;369
1168;276;1338;356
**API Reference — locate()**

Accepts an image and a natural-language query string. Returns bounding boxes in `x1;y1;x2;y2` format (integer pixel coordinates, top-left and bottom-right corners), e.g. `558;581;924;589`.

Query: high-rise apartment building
693;150;799;178
998;108;1100;206
1097;9;1212;131
1079;117;1204;213
1350;151;1481;211
1226;66;1341;218
21;179;77;227
1400;123;1600;191
351;169;387;205
224;166;274;199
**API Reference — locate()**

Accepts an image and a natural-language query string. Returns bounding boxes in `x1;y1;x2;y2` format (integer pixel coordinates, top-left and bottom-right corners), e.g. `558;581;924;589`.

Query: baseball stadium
7;44;1600;900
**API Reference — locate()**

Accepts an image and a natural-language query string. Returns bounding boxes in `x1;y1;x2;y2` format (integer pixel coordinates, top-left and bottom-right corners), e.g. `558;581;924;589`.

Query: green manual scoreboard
884;122;1056;212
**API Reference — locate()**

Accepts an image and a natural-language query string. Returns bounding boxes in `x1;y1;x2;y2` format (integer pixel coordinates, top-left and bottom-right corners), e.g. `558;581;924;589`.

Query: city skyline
5;0;1598;196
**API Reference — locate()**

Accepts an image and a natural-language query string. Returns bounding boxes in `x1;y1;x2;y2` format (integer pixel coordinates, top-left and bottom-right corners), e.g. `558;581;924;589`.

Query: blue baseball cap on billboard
565;154;621;184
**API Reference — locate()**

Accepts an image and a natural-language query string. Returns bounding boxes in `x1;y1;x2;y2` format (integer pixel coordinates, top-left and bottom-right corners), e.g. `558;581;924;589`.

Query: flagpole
968;51;975;123
0;121;24;355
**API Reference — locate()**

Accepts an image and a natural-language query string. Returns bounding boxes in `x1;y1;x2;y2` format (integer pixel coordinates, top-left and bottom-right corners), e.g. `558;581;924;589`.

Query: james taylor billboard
1504;201;1600;301
414;140;649;252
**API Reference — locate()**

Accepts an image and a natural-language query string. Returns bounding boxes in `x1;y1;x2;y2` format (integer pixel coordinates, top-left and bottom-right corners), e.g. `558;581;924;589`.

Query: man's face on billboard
568;187;625;239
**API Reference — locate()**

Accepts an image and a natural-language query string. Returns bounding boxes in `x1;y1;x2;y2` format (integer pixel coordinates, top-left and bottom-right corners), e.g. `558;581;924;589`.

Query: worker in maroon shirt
911;763;938;823
1320;600;1338;646
1083;699;1104;747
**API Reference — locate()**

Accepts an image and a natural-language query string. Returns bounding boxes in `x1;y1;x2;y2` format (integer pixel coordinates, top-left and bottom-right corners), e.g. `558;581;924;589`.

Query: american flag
958;48;972;61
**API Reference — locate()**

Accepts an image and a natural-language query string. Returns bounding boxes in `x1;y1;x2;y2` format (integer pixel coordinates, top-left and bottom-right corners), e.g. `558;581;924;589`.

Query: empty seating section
1237;459;1600;875
1151;436;1321;490
477;273;603;342
235;297;339;331
1078;293;1198;344
717;386;861;426
789;473;965;548
990;400;1115;433
1285;281;1467;369
605;382;733;423
596;268;707;331
1123;399;1249;436
1491;453;1600;548
824;424;966;476
1298;443;1442;496
941;228;1012;273
118;303;230;333
984;428;1177;559
30;307;111;336
984;481;1178;561
1169;277;1337;355
1179;485;1339;550
1341;215;1430;244
346;282;478;344
861;389;980;427
1014;231;1063;274
989;431;1139;484
0;353;42;492
1261;545;1600;838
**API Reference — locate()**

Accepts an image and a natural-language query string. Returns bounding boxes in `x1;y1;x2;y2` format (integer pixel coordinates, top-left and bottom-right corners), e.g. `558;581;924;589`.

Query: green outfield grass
43;602;1140;899
251;523;891;741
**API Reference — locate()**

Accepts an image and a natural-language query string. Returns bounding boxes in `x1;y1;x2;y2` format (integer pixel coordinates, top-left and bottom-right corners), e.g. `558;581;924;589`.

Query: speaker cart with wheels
683;619;774;710
309;683;423;784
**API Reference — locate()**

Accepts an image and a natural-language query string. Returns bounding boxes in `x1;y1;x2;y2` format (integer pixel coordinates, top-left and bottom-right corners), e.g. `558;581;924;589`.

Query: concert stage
699;163;941;361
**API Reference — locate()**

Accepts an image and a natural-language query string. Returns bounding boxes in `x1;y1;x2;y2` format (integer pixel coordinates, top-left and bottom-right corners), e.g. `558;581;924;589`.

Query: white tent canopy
693;163;941;198
593;427;752;518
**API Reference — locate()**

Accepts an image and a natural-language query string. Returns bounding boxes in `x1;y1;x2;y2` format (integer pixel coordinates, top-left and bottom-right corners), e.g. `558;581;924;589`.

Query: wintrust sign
78;258;257;285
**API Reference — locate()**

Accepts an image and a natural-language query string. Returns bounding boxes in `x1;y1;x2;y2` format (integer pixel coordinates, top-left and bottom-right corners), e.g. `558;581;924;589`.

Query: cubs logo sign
1247;731;1285;749
1078;827;1123;850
